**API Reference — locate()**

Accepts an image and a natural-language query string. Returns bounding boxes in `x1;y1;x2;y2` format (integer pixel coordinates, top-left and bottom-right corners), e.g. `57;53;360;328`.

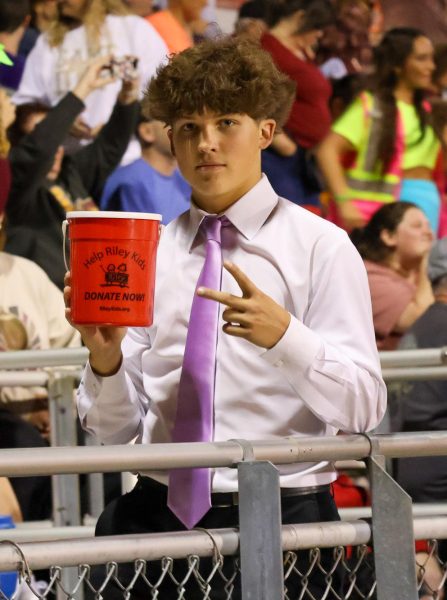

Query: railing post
84;433;104;520
237;457;284;600
368;454;418;600
48;373;84;600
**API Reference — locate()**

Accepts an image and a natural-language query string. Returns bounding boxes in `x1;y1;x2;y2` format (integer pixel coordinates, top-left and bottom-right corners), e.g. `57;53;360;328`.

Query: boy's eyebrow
175;113;244;122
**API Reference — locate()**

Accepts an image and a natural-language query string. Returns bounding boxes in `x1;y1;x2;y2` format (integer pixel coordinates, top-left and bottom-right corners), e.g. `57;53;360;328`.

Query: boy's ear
167;128;176;157
259;119;276;150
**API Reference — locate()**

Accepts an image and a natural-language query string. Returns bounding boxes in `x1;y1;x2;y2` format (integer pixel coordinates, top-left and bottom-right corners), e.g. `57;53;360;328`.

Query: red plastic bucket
64;211;161;326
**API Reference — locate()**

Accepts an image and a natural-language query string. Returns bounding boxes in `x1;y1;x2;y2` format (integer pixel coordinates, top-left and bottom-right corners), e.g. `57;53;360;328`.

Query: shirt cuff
82;360;129;402
261;315;322;371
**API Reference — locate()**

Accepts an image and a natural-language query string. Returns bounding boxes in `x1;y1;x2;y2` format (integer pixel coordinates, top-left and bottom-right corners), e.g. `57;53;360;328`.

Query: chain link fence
0;537;446;600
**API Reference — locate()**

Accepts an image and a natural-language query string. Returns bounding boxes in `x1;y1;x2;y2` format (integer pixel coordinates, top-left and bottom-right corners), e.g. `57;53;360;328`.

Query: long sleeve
7;93;84;223
70;100;139;201
262;233;386;433
77;326;151;445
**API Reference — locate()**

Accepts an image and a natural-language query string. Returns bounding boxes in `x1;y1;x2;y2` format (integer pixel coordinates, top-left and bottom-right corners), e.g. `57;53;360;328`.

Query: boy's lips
196;162;226;170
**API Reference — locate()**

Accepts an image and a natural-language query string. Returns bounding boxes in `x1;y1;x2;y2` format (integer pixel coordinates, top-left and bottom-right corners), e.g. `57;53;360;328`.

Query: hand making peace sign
197;261;291;349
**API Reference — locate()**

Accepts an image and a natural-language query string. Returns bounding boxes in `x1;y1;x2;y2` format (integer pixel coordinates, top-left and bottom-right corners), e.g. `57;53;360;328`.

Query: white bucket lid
66;211;162;221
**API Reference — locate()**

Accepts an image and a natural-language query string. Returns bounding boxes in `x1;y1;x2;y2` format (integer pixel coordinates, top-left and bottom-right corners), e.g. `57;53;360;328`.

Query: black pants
91;476;343;599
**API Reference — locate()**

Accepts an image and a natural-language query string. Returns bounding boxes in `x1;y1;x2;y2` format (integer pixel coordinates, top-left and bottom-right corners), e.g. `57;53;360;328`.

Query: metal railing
2;347;447;599
0;435;447;599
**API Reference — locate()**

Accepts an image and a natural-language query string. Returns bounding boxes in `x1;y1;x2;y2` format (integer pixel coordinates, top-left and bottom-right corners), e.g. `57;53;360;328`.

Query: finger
222;308;250;326
197;286;246;309
223;261;258;297
222;323;249;338
63;286;71;308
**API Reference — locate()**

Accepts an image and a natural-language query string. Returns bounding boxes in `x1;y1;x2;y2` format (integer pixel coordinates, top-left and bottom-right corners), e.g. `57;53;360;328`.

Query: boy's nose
197;127;218;153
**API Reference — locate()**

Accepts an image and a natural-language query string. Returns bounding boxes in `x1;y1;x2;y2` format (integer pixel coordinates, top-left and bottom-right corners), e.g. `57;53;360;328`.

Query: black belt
211;484;331;507
137;477;330;508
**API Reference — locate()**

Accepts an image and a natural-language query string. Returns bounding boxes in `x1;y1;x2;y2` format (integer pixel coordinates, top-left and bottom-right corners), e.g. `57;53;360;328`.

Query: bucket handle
62;220;69;273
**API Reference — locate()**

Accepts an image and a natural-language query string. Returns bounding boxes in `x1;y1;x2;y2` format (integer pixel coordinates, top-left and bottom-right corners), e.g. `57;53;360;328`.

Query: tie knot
201;216;222;243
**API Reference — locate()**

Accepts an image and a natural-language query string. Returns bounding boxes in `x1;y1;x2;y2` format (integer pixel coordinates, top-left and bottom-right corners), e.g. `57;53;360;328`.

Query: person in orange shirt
147;0;207;54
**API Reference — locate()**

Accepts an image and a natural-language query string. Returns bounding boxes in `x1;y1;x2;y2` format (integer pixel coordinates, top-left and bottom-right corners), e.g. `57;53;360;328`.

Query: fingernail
197;287;205;295
224;260;233;268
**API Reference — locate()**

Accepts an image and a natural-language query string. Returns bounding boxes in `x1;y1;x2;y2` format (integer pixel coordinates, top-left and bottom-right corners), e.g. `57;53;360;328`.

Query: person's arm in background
315;94;368;230
270;132;297;157
0;477;22;522
70;76;140;202
8;57;116;224
315;131;365;229
394;255;434;333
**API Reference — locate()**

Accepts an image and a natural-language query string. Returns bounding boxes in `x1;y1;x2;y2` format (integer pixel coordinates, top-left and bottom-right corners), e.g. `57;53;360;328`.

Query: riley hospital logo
82;246;147;303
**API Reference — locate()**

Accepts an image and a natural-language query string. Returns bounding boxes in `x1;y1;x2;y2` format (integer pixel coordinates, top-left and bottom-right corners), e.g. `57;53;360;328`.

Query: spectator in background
390;237;447;582
146;0;206;54
317;0;374;78
5;56;139;290
123;0;155;17
432;43;447;98
0;0;31;93
13;0;167;162
233;0;268;42
100;112;190;223
351;201;434;350
18;0;58;58
316;28;444;234
260;0;335;213
0;87;80;521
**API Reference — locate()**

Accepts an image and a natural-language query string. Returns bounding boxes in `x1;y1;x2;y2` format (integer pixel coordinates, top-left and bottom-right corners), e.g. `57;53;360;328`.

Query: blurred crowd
1;0;447;595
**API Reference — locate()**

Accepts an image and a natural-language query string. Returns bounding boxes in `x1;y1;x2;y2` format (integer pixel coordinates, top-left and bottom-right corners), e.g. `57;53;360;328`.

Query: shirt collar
185;175;279;251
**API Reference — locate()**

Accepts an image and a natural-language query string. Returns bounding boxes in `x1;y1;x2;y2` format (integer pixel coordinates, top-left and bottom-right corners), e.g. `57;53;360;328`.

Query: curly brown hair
143;37;296;128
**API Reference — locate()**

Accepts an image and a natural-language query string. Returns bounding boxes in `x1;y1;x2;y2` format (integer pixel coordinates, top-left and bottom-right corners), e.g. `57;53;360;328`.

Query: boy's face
169;110;275;213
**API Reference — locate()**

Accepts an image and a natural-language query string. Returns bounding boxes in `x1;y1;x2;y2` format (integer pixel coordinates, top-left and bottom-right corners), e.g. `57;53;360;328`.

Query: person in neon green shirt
0;43;13;66
316;28;444;235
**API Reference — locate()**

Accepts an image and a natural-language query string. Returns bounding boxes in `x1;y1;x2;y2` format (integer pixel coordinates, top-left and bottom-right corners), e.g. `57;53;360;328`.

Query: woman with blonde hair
13;0;168;161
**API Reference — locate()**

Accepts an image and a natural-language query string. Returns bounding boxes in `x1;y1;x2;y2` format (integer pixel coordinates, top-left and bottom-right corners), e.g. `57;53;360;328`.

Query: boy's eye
181;123;196;132
221;119;236;127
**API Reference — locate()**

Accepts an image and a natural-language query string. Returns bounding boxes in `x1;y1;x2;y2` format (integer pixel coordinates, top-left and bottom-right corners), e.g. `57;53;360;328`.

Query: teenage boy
67;38;386;599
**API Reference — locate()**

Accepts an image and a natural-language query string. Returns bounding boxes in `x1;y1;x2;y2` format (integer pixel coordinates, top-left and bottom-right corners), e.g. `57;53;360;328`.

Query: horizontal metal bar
0;527;240;571
2;365;447;387
0;433;447;477
0;516;446;571
0;348;88;370
0;371;50;386
379;347;447;368
382;366;447;381
339;503;447;521
9;501;445;543
1;347;446;373
3;526;95;542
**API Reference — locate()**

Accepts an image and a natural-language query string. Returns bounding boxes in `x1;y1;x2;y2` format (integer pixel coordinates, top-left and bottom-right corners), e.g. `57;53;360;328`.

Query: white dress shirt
77;176;386;491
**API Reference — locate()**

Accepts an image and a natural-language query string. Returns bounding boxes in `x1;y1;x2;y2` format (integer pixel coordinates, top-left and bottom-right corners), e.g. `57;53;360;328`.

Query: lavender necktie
168;216;223;529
